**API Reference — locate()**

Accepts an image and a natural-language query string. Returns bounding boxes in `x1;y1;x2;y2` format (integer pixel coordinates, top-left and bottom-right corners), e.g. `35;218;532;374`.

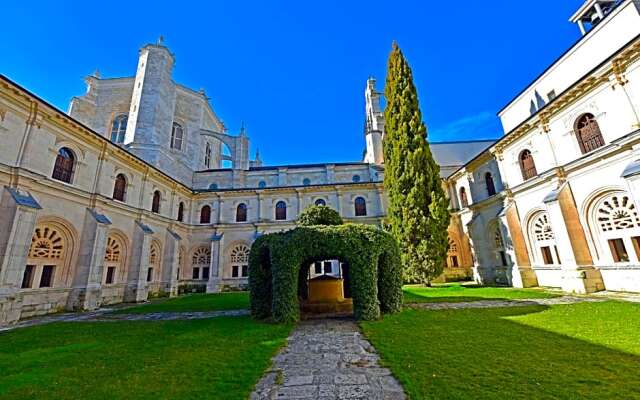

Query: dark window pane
192;267;200;280
323;261;332;274
39;265;55;288
202;267;210;280
21;265;35;289
314;262;322;274
241;265;248;277
541;246;554;265
105;266;116;284
355;197;367;216
232;265;239;278
608;239;629;263
147;267;153;282
200;205;211;224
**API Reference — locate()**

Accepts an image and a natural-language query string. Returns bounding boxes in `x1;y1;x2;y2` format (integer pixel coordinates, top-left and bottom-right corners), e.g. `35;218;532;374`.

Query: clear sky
1;0;582;166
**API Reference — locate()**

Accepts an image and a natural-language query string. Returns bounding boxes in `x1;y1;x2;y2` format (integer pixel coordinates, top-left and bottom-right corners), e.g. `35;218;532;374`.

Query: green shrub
249;224;403;323
297;205;343;226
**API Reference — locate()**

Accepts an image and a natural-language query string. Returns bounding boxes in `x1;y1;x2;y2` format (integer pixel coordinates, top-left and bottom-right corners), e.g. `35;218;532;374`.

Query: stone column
502;202;538;288
0;187;40;325
544;183;603;293
295;190;302;219
376;187;386;216
206;233;224;293
162;229;181;297
124;221;153;302
66;209;111;311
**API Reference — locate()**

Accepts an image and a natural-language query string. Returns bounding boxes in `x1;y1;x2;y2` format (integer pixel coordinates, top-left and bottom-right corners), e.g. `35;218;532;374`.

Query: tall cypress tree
383;42;450;284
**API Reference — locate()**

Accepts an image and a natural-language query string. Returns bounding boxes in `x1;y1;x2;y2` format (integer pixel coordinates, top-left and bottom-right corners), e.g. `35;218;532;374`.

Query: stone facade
446;0;640;294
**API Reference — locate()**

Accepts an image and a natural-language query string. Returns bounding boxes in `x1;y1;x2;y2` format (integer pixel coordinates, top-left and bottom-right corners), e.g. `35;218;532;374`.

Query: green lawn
361;301;640;399
403;283;559;303
0;316;291;399
114;292;249;314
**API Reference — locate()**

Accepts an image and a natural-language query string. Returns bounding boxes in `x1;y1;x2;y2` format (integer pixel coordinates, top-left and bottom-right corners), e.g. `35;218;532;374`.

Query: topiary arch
249;224;403;323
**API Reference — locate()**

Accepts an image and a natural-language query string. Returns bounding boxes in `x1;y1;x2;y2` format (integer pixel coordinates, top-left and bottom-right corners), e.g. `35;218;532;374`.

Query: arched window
519;149;537;180
151;191;161;213
530;212;561;265
204;143;212;168
459;187;469;208
171;122;184;150
52;147;75;183
485;172;496;196
354;197;367;217
236;203;248;222
200;205;211;224
148;242;161;283
447;239;460;268
23;224;69;289
258;181;267;189
230;244;250;278
110;114;128;144
302;178;311;186
104;235;124;285
575;113;605;154
352;175;361;183
275;201;287;220
113;174;127;202
493;225;508;267
191;246;211;280
177;202;185;222
594;193;640;263
315;199;326;206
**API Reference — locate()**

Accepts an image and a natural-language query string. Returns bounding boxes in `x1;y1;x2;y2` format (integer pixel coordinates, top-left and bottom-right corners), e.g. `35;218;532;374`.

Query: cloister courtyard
1;284;639;399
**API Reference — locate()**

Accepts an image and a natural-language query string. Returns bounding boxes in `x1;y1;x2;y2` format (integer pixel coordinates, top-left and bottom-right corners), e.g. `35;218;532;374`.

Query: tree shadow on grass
362;304;640;400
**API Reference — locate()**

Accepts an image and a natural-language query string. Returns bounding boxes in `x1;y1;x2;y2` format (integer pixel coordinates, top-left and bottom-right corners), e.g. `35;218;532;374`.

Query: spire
92;69;101;78
239;121;247;137
157;35;164;45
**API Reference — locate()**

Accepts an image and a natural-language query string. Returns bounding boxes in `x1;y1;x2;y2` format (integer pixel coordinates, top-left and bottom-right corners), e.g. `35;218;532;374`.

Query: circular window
315;199;326;206
258;181;267;189
303;178;311;186
352;175;361;183
209;183;218;190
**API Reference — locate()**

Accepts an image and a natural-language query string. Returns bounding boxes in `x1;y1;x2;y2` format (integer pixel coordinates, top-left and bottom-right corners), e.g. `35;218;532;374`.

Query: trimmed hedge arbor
249;224;403;323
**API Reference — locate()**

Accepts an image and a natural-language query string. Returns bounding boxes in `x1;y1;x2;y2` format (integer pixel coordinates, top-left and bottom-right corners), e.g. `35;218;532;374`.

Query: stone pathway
251;318;405;400
406;295;604;311
0;308;249;332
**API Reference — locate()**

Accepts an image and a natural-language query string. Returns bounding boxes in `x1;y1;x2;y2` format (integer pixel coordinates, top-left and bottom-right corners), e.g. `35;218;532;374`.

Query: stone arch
226;242;251;279
26;217;78;289
585;189;640;264
581;185;628;261
189;245;211;280
526;210;560;265
446;237;460;268
104;229;129;285
148;239;162;284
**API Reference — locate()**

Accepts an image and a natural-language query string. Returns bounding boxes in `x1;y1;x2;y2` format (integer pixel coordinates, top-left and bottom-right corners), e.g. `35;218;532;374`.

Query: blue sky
1;1;581;166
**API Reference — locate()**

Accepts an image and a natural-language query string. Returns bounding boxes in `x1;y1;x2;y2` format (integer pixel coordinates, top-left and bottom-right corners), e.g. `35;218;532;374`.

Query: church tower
363;78;385;165
124;39;177;165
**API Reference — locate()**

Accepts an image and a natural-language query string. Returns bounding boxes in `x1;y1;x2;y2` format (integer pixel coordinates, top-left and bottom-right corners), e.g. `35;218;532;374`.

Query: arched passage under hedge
249;224;403;323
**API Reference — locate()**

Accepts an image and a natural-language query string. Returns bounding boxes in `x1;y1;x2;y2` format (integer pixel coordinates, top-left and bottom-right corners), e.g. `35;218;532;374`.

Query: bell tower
570;0;617;35
125;38;177;165
363;77;385;165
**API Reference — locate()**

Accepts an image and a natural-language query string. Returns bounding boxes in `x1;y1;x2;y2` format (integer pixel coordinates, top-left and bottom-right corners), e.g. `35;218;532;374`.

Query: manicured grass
0;316;291;399
403;283;559;303
114;292;249;314
361;301;640;399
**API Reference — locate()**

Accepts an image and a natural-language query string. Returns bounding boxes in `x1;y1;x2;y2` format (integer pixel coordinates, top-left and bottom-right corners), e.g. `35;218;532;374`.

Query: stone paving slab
406;295;604;311
0;309;249;332
251;318;405;400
